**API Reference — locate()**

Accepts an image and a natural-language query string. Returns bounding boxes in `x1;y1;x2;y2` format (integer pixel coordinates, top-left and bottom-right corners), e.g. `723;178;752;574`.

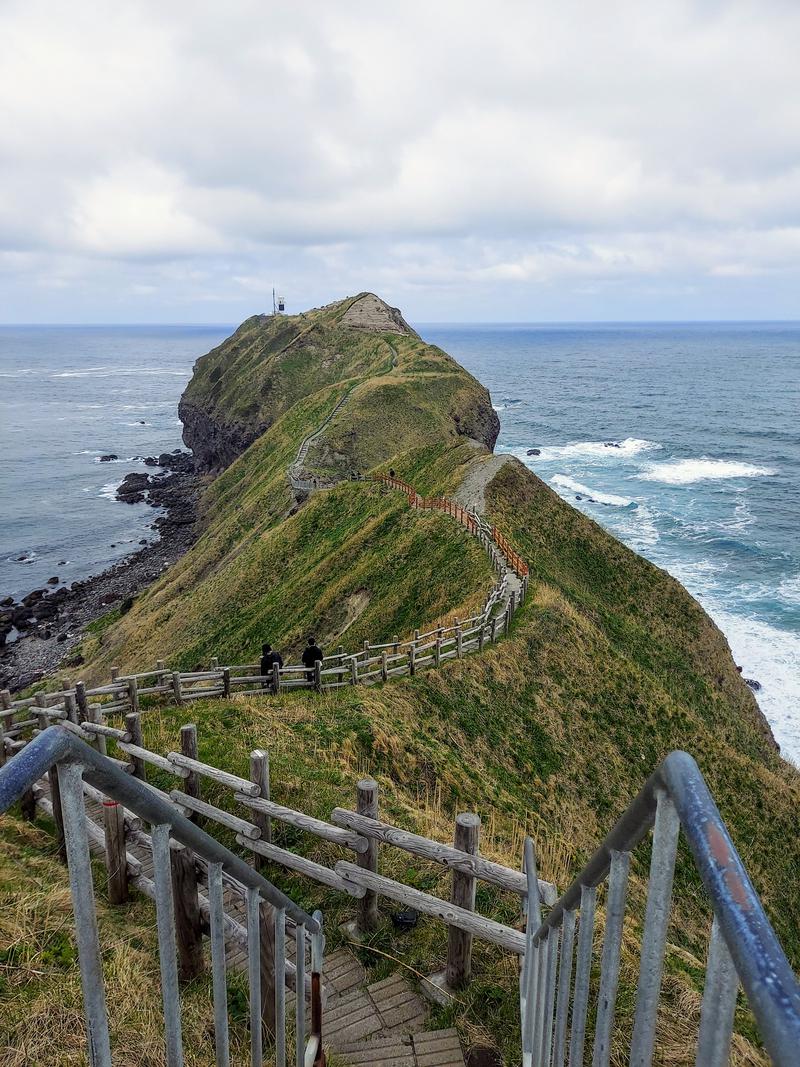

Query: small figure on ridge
260;642;284;688
301;635;324;683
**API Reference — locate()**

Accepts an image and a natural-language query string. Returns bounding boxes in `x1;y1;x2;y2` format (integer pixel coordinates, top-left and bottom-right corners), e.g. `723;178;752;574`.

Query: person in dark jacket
301;636;324;684
260;643;283;688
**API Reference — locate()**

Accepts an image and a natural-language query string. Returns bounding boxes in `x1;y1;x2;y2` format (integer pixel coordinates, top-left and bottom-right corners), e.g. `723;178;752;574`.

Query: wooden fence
13;708;556;998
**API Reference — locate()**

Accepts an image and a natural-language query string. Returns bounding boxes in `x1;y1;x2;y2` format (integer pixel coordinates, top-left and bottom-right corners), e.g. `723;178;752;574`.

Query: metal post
275;907;286;1067
295;923;306;1067
629;791;680;1067
209;862;230;1067
59;761;112;1067
446;813;480;988
357;778;379;932
247;888;263;1067
695;916;738;1067
151;823;184;1067
568;885;597;1067
592;850;631;1067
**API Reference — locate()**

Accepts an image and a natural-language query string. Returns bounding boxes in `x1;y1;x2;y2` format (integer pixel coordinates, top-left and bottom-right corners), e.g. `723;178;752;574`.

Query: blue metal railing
520;750;800;1066
0;725;326;1067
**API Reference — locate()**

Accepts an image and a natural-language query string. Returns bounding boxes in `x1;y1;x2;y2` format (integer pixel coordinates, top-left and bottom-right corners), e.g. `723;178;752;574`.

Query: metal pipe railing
520;750;800;1066
0;726;325;1067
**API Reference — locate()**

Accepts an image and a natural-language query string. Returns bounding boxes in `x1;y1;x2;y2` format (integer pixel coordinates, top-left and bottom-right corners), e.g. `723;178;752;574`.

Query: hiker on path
301;635;324;684
260;642;284;688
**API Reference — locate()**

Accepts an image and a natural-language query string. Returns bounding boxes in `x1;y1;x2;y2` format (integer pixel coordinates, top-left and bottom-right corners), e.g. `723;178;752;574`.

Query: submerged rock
527;448;541;456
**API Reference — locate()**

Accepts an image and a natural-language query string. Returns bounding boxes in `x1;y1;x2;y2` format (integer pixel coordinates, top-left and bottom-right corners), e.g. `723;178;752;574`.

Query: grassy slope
5;303;799;1063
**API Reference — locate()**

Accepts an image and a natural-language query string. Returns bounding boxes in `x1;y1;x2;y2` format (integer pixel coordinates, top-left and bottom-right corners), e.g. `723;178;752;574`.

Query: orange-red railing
374;474;529;578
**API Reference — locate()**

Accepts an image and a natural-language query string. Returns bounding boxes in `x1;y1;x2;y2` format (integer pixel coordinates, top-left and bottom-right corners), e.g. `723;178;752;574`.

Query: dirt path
454;453;515;514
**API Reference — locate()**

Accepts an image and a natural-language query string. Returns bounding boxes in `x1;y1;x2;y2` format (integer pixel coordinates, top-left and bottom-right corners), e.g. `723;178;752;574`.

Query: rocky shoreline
0;451;202;693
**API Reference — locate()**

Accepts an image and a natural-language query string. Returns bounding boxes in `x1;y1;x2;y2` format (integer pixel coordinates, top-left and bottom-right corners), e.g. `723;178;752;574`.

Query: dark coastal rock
99;454;118;462
144;456;158;466
0;597;13;608
745;678;762;691
116;472;151;502
22;589;47;606
46;576;59;585
527;448;541;456
604;441;621;448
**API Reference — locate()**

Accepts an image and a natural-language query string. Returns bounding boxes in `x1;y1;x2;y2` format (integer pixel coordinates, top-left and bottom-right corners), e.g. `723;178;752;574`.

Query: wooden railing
7;713;556;1004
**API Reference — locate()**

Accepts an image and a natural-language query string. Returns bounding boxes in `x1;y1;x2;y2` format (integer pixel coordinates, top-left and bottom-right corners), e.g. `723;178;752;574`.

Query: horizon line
2;317;800;328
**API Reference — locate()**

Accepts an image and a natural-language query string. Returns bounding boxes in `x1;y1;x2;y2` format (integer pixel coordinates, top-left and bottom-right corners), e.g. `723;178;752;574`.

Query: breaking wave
638;458;776;485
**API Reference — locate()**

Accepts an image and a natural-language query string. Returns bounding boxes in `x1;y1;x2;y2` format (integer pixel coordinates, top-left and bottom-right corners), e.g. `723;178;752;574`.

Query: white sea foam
99;483;120;500
550;474;635;508
638;458;776;485
705;604;800;767
777;574;800;606
93;455;142;464
518;438;661;462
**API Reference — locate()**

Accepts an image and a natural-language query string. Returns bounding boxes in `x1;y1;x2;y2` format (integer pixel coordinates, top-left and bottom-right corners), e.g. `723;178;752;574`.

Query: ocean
424;322;800;766
1;322;798;763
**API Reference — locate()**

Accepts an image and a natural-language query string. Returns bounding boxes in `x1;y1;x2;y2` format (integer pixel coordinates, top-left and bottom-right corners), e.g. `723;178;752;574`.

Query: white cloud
1;0;800;320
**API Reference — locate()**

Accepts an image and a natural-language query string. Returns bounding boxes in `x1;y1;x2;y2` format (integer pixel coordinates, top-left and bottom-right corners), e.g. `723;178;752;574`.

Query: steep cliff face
179;293;499;473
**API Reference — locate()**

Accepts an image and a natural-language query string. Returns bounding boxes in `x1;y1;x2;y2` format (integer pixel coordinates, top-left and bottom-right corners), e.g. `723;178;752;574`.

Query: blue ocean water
423;323;800;765
1;322;798;763
0;325;229;599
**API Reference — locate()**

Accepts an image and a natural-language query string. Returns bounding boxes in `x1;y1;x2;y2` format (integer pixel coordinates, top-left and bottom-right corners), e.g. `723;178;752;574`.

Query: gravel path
454;453;515;514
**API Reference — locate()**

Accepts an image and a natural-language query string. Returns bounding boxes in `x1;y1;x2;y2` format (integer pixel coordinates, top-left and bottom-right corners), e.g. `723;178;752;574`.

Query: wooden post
491;616;499;643
181;724;201;819
125;712;146;780
260;900;277;1038
446;813;480;989
413;629;420;644
172;671;183;705
156;659;167;685
357;778;379;932
350;658;358;685
110;667;119;682
75;681;88;723
393;634;399;655
314;661;322;691
434;639;442;667
127;677;139;716
250;750;272;850
63;680;78;724
102;799;129;904
478;621;486;652
210;656;219;670
223;667;232;697
170;847;205;981
509;591;517;616
408;646;416;677
272;663;281;695
337;644;344;666
88;702;107;756
381;652;388;682
504;604;511;636
456;627;463;658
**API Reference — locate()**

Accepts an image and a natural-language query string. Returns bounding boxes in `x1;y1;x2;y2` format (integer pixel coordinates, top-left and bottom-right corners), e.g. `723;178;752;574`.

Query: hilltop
5;293;800;1063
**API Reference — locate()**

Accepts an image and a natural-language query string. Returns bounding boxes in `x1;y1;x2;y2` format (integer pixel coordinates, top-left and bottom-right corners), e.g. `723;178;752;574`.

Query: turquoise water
1;322;798;762
423;323;800;764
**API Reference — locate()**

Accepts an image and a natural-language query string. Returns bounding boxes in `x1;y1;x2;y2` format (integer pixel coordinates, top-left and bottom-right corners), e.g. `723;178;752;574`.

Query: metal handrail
0;726;319;931
522;750;800;1066
1;725;325;1067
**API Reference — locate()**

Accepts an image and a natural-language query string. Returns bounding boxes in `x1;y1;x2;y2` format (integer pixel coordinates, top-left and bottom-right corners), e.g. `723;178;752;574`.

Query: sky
2;0;800;323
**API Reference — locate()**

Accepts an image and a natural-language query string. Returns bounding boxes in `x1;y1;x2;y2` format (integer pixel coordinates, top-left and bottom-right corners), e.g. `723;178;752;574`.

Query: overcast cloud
2;0;800;321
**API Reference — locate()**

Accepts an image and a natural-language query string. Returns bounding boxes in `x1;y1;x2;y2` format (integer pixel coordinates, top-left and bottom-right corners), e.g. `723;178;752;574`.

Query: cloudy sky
2;0;800;322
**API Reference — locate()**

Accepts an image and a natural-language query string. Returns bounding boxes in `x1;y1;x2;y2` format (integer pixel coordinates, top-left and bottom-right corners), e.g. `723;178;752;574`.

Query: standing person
301;636;324;685
260;642;283;689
